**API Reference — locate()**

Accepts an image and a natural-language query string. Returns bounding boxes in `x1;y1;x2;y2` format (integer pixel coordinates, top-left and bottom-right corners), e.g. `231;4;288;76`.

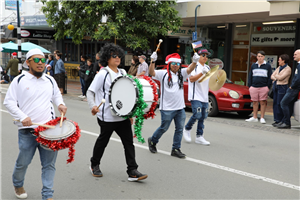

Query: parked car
152;65;253;117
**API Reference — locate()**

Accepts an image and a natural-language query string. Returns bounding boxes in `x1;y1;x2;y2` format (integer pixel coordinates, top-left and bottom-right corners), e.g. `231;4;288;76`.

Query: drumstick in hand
97;99;106;110
60;113;64;127
151;39;163;63
13;119;55;129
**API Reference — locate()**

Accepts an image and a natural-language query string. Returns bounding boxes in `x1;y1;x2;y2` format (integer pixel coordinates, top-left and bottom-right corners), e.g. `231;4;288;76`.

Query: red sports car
153;65;253;117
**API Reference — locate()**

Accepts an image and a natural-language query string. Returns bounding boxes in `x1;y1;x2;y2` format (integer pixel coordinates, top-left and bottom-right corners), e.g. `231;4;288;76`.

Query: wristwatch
151;61;155;63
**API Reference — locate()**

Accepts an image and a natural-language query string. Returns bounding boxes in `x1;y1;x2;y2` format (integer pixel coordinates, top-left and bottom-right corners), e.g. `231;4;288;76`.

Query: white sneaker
260;118;266;124
245;117;258;122
183;128;192;143
78;95;83;98
195;136;210;145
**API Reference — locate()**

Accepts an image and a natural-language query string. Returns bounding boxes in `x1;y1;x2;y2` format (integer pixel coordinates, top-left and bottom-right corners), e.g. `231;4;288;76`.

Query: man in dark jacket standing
93;53;101;75
5;52;19;82
78;55;87;98
278;49;300;129
246;51;272;124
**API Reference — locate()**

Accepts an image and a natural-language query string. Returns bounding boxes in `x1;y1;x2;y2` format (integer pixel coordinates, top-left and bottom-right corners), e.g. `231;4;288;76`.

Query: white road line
1;110;299;191
81;130;300;191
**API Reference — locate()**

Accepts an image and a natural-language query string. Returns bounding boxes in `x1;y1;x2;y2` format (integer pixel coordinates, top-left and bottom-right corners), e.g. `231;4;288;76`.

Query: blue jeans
280;88;299;125
185;100;208;136
79;77;85;95
273;84;288;123
151;109;186;150
10;75;17;82
13;129;58;200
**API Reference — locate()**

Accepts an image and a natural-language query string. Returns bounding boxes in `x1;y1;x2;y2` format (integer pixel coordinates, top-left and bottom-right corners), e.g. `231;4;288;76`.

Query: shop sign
13;29;55;39
168;27;199;37
5;0;22;11
253;24;296;33
21;15;48;26
251;33;295;46
209;58;224;69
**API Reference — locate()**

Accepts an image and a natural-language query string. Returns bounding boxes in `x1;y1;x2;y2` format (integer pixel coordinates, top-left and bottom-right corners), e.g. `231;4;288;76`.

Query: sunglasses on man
200;54;209;58
29;58;47;63
111;54;120;58
171;62;181;66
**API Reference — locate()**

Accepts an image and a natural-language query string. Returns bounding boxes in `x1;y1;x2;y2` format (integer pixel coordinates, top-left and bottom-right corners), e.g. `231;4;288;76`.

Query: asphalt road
1;84;299;200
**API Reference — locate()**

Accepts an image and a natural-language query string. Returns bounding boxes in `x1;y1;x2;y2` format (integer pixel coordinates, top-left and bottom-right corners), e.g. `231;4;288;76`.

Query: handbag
268;81;276;99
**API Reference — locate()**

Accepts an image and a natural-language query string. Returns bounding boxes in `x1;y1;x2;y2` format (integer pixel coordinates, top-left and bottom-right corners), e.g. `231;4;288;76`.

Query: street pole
195;4;201;39
16;0;22;71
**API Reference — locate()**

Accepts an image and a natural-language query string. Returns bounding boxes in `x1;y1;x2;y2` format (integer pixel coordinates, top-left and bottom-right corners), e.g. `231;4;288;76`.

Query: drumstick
60;113;64;127
13;119;55;129
97;99;106;109
151;39;163;63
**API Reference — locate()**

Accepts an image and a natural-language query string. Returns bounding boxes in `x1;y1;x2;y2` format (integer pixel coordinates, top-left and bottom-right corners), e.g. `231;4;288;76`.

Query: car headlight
229;90;240;99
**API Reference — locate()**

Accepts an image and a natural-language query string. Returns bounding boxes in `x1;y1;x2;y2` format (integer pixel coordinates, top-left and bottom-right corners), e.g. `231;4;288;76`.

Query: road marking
81;130;300;191
1;110;299;191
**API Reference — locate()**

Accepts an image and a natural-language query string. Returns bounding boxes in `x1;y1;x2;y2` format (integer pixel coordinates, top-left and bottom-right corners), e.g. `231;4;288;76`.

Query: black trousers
90;118;138;173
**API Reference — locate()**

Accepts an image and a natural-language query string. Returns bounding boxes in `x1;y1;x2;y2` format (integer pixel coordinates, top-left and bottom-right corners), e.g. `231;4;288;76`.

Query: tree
41;0;182;50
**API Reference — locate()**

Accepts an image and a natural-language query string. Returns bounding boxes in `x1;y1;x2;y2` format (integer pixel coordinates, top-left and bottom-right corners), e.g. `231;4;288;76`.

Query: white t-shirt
3;71;65;129
188;62;210;102
88;67;125;122
137;62;149;76
155;68;188;110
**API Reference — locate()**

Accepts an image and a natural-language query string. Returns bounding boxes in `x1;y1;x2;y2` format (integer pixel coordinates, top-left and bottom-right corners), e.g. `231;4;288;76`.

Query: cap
197;49;211;56
138;55;146;60
12;52;17;57
22;48;45;69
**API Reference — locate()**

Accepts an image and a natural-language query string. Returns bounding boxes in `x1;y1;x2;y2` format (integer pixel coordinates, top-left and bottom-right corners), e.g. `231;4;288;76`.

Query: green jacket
6;58;19;76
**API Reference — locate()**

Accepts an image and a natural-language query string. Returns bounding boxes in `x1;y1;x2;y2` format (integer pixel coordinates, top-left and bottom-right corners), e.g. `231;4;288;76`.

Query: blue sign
192;31;197;41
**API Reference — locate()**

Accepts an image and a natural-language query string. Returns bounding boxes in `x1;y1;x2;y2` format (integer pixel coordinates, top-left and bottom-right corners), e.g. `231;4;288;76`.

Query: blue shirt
290;62;300;90
55;59;65;74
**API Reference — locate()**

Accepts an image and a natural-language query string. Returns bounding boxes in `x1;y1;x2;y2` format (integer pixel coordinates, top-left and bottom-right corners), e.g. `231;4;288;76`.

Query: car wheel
208;95;218;117
237;111;253;117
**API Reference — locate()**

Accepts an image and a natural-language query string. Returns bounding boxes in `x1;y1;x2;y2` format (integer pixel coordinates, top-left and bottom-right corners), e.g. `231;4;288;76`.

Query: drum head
39;120;76;140
109;76;139;117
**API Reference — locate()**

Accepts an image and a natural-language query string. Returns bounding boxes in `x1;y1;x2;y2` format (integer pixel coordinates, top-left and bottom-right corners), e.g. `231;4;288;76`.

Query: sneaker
171;148;186;158
14;186;27;199
128;169;148;181
183;128;192;143
148;137;157;153
78;95;83;98
89;165;103;177
83;98;87;102
195;136;210;145
260;118;266;124
245;117;258;122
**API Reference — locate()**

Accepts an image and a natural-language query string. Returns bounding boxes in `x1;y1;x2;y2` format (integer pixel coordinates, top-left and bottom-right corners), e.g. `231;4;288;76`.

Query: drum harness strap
161;72;168;110
100;67;127;121
192;65;198;100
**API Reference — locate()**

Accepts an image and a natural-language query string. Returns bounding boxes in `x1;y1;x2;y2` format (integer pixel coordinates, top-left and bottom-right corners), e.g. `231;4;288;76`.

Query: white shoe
78;95;83;98
14;186;28;199
183;128;192;143
195;136;210;145
260;118;266;124
245;117;258;122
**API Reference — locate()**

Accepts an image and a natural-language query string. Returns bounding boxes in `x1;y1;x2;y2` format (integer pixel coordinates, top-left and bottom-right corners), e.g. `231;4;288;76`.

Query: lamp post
195;4;201;40
16;0;22;71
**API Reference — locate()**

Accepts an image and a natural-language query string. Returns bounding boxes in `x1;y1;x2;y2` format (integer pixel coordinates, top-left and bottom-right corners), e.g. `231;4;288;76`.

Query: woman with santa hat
147;52;200;158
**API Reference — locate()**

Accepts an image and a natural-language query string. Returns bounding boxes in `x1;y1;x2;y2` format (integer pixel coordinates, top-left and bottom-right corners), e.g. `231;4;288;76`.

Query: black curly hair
99;43;125;68
167;63;184;89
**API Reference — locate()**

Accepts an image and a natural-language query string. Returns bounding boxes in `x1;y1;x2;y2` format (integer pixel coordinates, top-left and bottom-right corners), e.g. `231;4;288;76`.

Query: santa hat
46;64;51;68
12;52;17;57
165;53;181;64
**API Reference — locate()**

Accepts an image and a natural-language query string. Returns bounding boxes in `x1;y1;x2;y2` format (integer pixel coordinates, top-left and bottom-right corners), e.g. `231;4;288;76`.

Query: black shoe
171;148;186;158
148;137;157;153
89;165;103;177
277;123;291;129
128;169;148;181
272;122;280;127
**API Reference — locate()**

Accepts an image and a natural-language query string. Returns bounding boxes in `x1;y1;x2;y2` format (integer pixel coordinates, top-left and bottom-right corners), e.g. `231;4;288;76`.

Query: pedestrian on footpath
3;48;67;200
277;49;300;129
128;55;139;76
54;53;65;95
86;43;148;181
183;49;211;145
82;59;95;102
93;52;101;74
270;54;291;127
136;55;149;77
5;52;19;82
147;52;199;158
246;51;272;124
78;55;87;98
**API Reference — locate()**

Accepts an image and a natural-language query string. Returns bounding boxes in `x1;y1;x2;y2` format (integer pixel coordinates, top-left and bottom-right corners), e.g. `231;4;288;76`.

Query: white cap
22;48;45;69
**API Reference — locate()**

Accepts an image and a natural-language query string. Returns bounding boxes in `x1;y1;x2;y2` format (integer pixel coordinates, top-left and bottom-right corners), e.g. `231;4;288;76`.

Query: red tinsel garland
34;117;81;164
140;75;159;119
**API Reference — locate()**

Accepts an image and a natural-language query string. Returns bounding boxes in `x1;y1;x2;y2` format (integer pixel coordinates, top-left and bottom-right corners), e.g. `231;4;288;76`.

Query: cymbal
198;65;219;83
209;69;227;91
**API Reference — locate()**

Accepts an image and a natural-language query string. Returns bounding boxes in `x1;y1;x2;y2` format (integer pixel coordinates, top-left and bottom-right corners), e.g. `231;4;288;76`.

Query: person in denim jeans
147;52;199;158
278;49;300;129
183;49;211;145
271;54;291;127
3;48;67;200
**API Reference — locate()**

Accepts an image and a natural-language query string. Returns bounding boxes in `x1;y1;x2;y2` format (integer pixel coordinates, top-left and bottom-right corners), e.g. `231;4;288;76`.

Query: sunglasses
111;54;120;58
29;57;46;63
200;54;209;58
171;62;181;66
